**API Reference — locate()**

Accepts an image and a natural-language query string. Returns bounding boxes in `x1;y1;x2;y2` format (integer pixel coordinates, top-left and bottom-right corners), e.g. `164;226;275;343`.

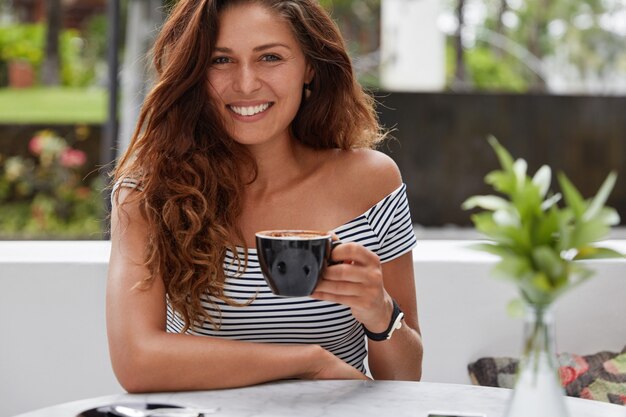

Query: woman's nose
233;64;262;94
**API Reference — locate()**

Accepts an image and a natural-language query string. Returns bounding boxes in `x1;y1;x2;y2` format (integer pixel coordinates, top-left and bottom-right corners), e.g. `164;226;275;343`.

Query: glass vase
504;303;569;417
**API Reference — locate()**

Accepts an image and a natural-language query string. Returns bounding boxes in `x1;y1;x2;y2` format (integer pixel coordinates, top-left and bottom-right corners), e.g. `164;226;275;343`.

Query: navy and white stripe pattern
116;179;416;372
111;177;143;196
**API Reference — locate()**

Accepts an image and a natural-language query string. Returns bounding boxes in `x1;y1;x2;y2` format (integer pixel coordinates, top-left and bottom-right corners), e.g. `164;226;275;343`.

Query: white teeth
230;103;270;116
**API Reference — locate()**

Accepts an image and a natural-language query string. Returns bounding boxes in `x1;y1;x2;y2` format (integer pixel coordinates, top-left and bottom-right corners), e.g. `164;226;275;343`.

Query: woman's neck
244;138;315;196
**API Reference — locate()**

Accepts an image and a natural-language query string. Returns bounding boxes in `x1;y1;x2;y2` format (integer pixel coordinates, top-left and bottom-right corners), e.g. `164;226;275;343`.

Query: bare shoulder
110;185;148;237
327;148;403;211
112;184;142;214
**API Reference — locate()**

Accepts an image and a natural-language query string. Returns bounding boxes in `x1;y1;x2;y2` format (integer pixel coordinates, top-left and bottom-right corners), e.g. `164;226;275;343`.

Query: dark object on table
78;403;183;417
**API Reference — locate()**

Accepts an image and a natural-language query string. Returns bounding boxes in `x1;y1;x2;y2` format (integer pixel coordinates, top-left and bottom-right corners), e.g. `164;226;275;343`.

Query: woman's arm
310;149;423;380
365;252;423;380
311;246;422;380
106;189;367;392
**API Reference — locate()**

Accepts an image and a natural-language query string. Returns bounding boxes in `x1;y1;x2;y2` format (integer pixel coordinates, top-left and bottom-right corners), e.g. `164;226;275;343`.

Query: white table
12;380;626;417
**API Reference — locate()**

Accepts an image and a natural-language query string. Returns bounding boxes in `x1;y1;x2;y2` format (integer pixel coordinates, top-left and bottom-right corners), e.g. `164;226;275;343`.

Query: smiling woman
107;0;423;393
206;4;313;147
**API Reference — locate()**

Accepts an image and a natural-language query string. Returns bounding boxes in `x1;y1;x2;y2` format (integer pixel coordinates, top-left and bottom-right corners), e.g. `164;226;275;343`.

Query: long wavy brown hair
113;0;385;331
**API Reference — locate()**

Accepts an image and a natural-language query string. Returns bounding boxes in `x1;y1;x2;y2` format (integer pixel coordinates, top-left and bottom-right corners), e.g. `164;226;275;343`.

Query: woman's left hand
310;242;394;333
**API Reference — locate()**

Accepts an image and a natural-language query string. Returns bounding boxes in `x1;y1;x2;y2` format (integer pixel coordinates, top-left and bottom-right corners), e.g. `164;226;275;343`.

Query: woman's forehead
214;3;301;52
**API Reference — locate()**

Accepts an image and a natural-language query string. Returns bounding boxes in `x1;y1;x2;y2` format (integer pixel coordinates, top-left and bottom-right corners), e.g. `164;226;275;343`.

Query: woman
107;0;423;392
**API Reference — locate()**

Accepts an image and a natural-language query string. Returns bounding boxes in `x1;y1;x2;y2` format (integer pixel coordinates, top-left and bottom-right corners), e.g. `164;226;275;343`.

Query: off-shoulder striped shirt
115;180;417;373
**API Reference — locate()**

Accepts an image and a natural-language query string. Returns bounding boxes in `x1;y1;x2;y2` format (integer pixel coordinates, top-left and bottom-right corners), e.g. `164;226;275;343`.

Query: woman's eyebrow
213;43;292;53
253;43;291;52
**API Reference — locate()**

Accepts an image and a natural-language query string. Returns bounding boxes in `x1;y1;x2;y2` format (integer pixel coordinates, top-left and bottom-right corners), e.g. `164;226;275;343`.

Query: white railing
1;239;625;416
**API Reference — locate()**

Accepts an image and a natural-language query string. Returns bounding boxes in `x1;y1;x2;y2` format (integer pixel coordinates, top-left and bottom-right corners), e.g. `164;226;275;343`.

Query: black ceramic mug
255;230;341;297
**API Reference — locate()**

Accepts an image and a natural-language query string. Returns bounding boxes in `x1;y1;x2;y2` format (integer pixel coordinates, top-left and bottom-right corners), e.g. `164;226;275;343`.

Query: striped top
115;180;417;373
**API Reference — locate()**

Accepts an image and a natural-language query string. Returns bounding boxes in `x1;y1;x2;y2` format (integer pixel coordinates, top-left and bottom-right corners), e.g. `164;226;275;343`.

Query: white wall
0;242;122;417
1;240;625;416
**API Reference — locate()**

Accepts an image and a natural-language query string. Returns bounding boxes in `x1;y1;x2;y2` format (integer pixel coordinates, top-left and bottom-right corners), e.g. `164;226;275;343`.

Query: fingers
324;243;383;285
319;242;384;293
313;286;382;310
314;277;361;296
310;290;359;306
313;266;384;310
329;242;379;266
314;241;388;322
321;263;363;282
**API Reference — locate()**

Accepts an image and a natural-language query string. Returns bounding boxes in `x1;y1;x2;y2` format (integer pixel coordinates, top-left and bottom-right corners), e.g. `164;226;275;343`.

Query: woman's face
207;3;313;147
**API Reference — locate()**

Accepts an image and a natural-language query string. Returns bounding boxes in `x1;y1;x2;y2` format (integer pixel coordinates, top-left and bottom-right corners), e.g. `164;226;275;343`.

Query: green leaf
531;272;553;292
513;158;528;192
558;172;586;219
532;165;552;198
583;172;617;221
518;272;553;306
493;208;521;227
467;242;518;258
532;206;559;247
462;195;510;211
470;212;523;246
511;180;543;221
540;193;561;211
492;254;533;281
531;246;565;283
555;208;576;252
486;170;516;195
488;135;514;173
595;207;621;226
570;218;611;248
546;263;595;301
574;246;626;260
470;212;499;239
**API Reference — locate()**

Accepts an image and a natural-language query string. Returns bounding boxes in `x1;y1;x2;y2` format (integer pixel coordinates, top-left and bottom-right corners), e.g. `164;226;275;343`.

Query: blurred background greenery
0;0;624;239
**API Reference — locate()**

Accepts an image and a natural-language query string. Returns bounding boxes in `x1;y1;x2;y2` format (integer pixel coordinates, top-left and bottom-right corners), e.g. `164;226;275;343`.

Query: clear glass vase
504;304;570;417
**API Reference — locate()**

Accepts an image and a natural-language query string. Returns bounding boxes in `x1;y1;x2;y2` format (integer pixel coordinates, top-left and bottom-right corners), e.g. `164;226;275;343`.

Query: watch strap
362;299;404;341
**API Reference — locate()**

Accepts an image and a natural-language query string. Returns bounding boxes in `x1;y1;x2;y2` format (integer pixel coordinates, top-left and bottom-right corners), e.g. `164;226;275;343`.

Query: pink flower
558;366;576;386
29;136;44;155
59;148;87;168
557;353;589;386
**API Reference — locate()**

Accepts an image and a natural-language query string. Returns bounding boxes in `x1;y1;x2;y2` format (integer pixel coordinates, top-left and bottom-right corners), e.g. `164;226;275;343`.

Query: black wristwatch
362;299;404;341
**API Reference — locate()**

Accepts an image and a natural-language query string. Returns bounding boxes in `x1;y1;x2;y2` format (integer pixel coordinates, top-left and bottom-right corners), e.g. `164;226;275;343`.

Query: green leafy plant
445;43;529;92
0;23;101;87
462;136;624;309
0;24;44;66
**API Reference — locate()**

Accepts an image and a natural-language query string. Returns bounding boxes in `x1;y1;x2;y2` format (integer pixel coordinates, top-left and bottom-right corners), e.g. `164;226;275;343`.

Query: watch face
386;311;404;339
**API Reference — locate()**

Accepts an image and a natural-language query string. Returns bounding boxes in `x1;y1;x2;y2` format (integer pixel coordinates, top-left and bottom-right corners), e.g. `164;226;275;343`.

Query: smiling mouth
228;102;273;117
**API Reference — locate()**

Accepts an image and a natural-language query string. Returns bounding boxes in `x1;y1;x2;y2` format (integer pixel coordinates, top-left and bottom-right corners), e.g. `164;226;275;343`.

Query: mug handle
328;240;342;266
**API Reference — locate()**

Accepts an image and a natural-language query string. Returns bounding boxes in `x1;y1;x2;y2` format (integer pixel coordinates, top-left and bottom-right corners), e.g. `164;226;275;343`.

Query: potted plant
0;24;44;88
462;136;624;417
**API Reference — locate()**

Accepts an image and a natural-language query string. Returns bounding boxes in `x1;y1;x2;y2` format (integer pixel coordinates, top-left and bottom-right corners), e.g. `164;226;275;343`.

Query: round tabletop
12;380;626;417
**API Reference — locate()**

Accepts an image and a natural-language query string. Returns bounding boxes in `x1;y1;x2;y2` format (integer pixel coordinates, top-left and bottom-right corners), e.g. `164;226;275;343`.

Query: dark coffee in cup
255;230;339;297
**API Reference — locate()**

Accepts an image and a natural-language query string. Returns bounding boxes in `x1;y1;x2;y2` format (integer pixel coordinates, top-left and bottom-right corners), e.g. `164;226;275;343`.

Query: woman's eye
261;54;281;62
212;56;231;65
